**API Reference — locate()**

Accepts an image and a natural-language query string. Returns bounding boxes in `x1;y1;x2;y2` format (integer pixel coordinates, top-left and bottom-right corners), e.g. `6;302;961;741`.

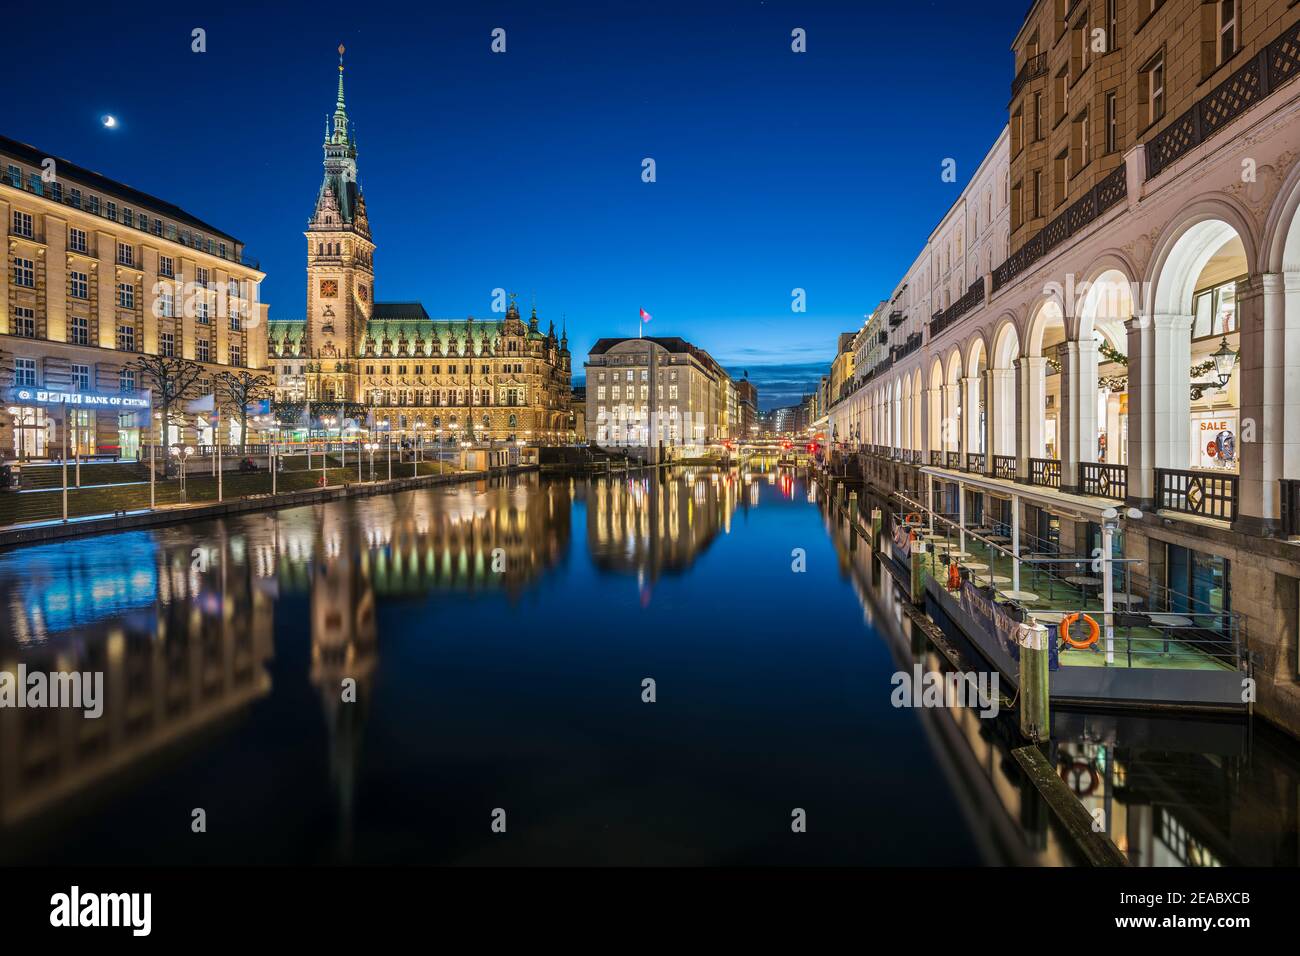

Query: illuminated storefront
2;387;151;461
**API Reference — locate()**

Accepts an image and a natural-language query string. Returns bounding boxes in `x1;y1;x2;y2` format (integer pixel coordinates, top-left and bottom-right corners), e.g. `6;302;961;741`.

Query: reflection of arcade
586;470;741;579
823;482;1300;867
0;534;274;833
1053;713;1300;867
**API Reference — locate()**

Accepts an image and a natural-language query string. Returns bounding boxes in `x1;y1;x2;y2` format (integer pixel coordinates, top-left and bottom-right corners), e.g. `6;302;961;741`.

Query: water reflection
9;466;1289;865
826;483;1300;867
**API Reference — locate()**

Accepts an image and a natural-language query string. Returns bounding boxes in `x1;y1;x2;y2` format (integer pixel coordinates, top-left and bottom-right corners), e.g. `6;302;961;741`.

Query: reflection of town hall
267;48;573;443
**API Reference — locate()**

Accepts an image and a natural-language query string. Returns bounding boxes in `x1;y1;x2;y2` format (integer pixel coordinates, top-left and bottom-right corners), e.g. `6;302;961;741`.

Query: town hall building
267;47;573;444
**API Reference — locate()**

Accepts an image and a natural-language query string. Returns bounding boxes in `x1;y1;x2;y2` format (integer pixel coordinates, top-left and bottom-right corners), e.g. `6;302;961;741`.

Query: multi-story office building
735;375;759;438
0;135;268;460
830;1;1300;735
584;335;731;448
267;50;572;444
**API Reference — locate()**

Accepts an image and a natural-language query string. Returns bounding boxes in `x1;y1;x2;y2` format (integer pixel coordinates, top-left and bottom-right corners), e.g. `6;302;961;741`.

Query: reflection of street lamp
1211;335;1238;388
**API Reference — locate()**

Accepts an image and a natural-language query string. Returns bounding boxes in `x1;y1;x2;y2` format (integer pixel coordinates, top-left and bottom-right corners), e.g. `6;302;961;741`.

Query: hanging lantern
1211;335;1238;387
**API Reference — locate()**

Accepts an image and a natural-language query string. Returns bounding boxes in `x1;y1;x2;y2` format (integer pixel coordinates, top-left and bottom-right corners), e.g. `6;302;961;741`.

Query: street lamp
1211;335;1238;388
170;445;194;500
365;441;378;480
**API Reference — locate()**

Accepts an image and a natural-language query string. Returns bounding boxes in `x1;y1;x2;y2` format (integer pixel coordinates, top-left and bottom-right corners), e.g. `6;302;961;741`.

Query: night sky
4;1;1022;409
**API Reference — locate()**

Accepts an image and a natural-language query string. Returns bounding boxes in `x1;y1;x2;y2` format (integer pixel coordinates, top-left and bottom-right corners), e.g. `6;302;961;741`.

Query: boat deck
908;527;1236;674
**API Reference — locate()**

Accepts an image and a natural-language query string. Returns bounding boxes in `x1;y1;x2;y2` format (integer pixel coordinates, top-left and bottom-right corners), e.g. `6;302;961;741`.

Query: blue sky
4;1;1023;408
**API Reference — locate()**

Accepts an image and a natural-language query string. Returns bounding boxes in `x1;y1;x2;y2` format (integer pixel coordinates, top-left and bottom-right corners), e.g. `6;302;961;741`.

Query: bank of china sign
5;387;151;411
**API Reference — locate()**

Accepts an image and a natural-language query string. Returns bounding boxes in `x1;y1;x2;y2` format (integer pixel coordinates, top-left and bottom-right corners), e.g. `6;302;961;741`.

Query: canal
0;466;1297;866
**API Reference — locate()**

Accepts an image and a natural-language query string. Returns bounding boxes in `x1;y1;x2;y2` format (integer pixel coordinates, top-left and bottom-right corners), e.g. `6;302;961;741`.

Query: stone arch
1264;157;1300;275
1074;255;1139;468
1144;200;1256;479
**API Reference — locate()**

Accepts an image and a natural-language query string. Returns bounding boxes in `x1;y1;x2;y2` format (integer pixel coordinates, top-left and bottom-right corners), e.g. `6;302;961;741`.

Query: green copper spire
332;44;350;144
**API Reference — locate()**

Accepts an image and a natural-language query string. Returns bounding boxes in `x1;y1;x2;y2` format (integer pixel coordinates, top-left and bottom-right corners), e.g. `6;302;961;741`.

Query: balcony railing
992;455;1016;480
992;165;1126;292
945;451;961;470
966;452;985;473
1079;461;1127;500
1029;457;1061;488
888;310;904;328
1147;20;1300;179
1155;468;1238;522
1010;52;1047;101
930;450;942;467
929;277;985;339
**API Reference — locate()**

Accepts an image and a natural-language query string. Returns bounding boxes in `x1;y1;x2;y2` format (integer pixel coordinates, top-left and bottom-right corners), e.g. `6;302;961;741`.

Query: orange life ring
947;562;962;591
1059;612;1100;649
905;512;921;525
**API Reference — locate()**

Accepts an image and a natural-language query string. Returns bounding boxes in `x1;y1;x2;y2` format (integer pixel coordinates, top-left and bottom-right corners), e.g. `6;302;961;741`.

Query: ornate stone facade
267;48;573;443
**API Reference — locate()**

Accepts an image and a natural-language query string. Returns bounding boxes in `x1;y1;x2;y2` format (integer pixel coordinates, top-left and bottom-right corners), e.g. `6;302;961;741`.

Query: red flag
639;308;652;322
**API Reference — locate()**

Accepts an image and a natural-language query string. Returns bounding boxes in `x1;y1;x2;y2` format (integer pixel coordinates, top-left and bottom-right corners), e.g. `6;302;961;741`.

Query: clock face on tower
320;279;338;297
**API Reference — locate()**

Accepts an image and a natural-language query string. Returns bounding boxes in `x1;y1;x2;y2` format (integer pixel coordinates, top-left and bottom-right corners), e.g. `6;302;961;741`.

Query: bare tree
215;370;273;451
130;355;205;464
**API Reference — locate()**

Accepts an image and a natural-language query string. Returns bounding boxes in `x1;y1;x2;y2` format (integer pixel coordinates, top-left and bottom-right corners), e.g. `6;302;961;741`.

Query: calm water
0;467;1295;866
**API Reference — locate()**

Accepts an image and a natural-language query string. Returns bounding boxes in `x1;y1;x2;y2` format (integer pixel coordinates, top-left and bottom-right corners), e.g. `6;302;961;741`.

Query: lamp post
1211;335;1238;388
170;445;194;502
365;442;377;481
413;421;424;477
321;415;337;487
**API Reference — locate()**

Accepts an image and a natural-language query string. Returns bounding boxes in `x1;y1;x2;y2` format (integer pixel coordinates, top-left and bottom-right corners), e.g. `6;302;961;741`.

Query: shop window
1191;278;1239;340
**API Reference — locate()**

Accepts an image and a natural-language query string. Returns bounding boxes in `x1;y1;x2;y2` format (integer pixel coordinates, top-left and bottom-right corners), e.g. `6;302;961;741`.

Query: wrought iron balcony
992;455;1017;480
1080;461;1127;500
1029;457;1061;488
1010;53;1047;101
1147;21;1300;179
1156;468;1238;522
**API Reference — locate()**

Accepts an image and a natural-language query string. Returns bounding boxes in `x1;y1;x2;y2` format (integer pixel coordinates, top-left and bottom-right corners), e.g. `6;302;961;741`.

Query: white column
1058;337;1098;492
1016;356;1046;479
961;375;980;466
1149;312;1194;472
1235;272;1287;533
1126;316;1153;506
1011;493;1021;592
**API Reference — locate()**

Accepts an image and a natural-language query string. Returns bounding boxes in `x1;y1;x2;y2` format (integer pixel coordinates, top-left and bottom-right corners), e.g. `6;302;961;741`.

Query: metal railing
1010;52;1047;100
966;452;985;473
945;451;961;470
992;455;1017;480
1079;461;1127;500
1155;468;1238;522
1029;457;1061;488
890;495;1244;671
1147;20;1300;179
